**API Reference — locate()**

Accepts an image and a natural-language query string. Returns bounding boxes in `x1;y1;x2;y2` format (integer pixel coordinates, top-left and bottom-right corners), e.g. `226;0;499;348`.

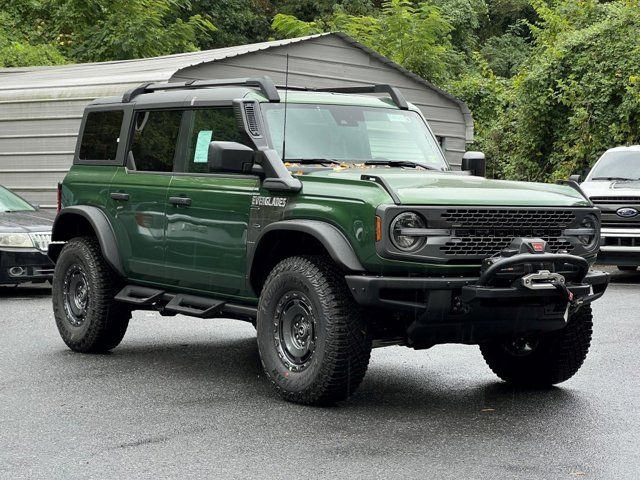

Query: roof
0;32;468;107
605;145;640;152
0;35;326;91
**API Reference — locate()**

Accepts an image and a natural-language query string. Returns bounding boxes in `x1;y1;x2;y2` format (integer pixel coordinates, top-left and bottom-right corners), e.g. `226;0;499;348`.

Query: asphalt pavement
1;267;639;480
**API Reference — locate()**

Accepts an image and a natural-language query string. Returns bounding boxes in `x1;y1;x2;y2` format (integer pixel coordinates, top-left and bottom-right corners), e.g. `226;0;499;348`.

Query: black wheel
480;305;593;386
617;266;638;272
52;237;130;353
256;255;371;405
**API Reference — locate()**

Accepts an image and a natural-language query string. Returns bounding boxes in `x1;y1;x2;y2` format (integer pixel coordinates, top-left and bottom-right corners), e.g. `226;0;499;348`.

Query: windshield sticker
252;196;287;208
194;130;213;163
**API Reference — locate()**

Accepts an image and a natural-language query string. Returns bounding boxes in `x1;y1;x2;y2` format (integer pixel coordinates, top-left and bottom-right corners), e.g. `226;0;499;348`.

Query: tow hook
520;270;565;291
520;270;580;319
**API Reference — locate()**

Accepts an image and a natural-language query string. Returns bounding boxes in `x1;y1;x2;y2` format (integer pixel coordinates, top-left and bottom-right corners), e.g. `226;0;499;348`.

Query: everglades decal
252;195;287;208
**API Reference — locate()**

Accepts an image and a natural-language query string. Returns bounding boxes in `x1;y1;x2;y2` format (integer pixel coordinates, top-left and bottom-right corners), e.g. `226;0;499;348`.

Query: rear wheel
480;305;593;386
52;237;130;353
617;266;638;272
256;255;371;405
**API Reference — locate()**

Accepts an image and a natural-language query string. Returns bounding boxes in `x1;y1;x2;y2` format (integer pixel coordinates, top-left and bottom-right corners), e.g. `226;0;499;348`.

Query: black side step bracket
114;285;257;320
115;285;164;306
163;294;225;319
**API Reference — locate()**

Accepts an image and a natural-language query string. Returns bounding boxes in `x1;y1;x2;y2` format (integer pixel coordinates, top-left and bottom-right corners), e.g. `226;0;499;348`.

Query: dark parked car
0;186;54;285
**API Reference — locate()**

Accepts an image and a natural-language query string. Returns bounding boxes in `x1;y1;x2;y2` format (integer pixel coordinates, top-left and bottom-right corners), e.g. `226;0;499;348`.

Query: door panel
165;175;259;296
106;109;182;284
108;168;171;282
164;107;259;297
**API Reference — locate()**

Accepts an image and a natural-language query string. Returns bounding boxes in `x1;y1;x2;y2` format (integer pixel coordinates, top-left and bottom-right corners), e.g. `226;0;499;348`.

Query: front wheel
256;256;371;405
480;305;593;387
52;237;130;353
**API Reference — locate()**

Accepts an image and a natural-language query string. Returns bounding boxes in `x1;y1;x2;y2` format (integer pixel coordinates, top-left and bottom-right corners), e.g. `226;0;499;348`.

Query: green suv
49;77;609;405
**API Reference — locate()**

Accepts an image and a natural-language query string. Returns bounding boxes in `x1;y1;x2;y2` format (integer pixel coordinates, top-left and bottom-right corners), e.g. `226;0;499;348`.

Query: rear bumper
0;248;55;285
345;254;609;347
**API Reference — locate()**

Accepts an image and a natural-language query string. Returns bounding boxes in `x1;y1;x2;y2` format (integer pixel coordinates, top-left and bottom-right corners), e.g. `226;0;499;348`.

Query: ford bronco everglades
48;77;609;405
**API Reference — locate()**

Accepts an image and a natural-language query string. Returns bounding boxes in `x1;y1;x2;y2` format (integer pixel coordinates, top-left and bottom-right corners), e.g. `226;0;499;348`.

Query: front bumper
346;253;609;347
597;227;640;266
0;248;55;285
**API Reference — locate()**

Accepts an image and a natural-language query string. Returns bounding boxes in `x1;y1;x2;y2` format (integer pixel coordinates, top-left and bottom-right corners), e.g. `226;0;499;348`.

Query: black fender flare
48;206;124;276
250;219;365;274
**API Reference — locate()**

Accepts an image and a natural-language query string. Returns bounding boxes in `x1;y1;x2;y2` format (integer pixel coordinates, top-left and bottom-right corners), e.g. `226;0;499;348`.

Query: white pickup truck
574;145;640;271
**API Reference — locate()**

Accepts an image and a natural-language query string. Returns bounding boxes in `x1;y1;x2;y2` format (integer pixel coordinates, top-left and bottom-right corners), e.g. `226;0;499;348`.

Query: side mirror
207;141;254;174
462;151;486;177
569;174;582;184
30;203;40;210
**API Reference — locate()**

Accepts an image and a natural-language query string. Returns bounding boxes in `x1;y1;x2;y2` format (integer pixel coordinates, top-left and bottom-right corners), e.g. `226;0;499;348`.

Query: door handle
169;196;192;207
110;192;129;201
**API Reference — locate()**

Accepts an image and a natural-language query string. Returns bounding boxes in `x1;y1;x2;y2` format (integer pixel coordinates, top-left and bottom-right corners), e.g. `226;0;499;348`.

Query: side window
184;108;250;174
79;110;123;161
129;110;182;172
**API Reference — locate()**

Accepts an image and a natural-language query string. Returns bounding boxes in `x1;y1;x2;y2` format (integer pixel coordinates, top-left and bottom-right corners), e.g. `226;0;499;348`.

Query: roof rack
315;85;409;110
122;76;281;103
121;76;409;110
276;84;409;110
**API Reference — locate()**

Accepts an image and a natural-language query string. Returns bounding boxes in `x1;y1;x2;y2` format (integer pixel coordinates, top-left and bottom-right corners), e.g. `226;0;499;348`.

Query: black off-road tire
256;255;371;405
617;266;638;272
480;305;593;387
52;236;130;353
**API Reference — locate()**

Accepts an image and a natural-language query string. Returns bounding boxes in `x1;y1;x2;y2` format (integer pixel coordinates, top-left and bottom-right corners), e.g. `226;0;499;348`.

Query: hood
581;180;640;198
299;168;589;206
0;210;55;233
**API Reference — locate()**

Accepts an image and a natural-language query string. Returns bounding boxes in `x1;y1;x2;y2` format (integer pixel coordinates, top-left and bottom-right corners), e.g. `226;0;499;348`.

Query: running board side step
114;285;257;320
115;285;164;306
164;294;224;318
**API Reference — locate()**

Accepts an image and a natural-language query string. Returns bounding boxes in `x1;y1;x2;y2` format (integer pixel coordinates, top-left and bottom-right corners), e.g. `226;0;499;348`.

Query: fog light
9;266;26;277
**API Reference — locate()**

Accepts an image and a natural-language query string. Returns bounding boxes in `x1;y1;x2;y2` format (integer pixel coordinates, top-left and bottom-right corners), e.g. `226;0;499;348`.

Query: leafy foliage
487;0;640;180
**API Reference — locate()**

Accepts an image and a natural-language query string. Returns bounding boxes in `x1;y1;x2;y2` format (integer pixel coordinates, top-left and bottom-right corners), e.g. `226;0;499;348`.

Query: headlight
390;212;426;251
0;233;34;248
577;215;598;248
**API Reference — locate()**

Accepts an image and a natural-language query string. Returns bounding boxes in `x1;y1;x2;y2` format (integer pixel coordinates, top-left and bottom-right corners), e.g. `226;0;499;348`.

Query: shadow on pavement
50;333;584;417
0;283;51;298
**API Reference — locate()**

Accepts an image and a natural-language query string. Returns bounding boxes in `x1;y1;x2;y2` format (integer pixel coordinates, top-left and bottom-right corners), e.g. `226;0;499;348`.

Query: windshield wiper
286;158;343;166
364;159;441;171
592;176;637;181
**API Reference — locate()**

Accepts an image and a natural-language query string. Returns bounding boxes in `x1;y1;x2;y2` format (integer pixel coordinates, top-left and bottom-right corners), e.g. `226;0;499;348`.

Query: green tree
273;0;455;84
46;0;216;62
0;2;66;67
488;0;640;181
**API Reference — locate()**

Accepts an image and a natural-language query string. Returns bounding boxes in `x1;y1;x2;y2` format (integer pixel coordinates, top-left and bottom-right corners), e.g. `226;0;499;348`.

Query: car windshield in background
590;151;640;180
0;186;35;213
262;104;448;170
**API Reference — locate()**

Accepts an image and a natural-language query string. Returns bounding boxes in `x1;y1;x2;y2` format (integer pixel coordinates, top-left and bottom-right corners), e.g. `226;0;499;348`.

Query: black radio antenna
282;53;289;162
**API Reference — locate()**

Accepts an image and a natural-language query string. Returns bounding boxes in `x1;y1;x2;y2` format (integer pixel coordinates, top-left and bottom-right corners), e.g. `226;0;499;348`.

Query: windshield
262;104;448;170
589;151;640;180
0;186;35;213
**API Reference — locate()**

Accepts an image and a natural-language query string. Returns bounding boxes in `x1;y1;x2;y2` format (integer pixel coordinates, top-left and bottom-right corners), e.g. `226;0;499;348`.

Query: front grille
603;236;640;248
29;233;51;252
438;209;577;257
441;234;574;256
441;209;575;228
591;196;640;204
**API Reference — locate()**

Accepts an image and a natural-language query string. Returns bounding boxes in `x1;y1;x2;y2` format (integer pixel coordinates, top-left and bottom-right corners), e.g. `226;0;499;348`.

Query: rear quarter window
78;110;124;162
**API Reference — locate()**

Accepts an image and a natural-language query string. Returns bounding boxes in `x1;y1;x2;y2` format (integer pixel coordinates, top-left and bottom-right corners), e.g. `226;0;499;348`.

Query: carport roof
0;32;472;136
